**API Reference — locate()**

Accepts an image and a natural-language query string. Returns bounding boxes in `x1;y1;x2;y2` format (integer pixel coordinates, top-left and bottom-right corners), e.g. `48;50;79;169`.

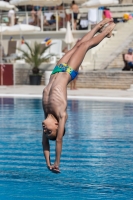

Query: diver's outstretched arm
42;129;51;169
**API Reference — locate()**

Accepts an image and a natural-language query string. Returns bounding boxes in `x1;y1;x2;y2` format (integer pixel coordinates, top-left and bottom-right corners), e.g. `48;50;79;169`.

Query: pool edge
0;93;133;102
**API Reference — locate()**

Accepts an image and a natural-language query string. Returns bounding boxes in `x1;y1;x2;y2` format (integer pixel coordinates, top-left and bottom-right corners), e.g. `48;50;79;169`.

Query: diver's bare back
43;72;71;119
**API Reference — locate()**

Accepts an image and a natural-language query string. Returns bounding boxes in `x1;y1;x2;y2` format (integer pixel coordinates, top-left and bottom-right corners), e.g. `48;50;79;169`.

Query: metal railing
0;10;90;32
2;5;131;32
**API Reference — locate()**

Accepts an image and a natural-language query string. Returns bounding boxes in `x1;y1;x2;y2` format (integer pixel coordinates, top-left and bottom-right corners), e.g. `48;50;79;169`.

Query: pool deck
0;85;133;101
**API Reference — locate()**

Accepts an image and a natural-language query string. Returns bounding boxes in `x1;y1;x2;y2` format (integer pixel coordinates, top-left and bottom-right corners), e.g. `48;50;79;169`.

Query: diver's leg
57;45;78;65
67;23;115;72
76;18;113;46
57;18;113;65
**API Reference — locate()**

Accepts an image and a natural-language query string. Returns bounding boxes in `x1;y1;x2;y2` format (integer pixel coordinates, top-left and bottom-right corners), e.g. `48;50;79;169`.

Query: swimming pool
0;98;133;200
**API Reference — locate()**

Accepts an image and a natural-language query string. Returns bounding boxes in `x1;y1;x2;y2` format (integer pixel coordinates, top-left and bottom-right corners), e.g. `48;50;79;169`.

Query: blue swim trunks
51;63;78;80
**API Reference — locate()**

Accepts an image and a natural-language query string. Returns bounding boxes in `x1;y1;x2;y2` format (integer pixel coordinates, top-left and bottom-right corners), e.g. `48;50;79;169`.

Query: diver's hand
47;165;52;171
51;165;60;173
47;165;60;173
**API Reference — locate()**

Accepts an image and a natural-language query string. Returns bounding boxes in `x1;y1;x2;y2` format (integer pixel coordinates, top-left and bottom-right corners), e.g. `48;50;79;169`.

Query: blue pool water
0;98;133;200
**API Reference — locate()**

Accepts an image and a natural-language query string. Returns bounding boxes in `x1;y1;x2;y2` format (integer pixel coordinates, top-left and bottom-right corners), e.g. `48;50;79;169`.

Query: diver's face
42;118;58;140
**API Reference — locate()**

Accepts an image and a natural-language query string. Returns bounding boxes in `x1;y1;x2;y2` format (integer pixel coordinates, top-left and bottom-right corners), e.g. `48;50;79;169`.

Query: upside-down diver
42;19;115;173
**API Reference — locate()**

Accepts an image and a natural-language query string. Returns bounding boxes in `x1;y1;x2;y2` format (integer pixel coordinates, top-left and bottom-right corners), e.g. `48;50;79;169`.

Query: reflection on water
0;98;14;106
0;98;133;200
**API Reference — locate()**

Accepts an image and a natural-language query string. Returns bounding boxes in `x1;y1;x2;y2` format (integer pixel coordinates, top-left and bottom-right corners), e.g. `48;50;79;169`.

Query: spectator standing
37;7;42;27
58;3;66;28
70;65;83;90
71;0;79;30
30;6;36;22
37;7;42;19
8;8;15;26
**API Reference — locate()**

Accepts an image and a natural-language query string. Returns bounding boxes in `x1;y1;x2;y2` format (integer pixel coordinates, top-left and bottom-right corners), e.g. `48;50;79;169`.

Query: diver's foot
102;22;116;38
96;18;113;33
89;22;116;49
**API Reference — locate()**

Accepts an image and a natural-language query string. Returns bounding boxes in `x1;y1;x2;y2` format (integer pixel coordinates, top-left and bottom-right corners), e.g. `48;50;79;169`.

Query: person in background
29;13;39;26
44;15;56;26
24;7;36;24
70;65;83;90
124;48;133;69
30;6;36;22
103;7;112;19
37;7;42;19
8;8;15;26
37;7;42;27
58;3;66;28
71;0;79;30
44;8;53;22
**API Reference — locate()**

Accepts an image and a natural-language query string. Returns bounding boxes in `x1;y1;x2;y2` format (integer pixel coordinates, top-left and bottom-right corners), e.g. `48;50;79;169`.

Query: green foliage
17;42;53;74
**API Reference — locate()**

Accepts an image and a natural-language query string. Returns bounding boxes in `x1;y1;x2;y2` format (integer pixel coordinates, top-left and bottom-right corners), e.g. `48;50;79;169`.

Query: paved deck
0;85;133;102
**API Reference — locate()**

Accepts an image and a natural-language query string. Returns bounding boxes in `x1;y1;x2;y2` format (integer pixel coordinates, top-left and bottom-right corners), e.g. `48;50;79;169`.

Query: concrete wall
76;71;133;89
14;64;133;89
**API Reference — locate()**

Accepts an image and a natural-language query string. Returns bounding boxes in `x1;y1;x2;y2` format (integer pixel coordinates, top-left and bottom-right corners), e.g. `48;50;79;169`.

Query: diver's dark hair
49;137;56;141
50;128;66;141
